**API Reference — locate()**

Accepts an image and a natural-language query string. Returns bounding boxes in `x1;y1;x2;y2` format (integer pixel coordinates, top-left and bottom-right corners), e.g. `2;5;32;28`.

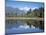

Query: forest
5;7;44;18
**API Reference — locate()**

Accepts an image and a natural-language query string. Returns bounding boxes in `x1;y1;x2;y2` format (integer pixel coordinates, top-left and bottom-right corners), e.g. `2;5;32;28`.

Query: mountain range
5;7;28;15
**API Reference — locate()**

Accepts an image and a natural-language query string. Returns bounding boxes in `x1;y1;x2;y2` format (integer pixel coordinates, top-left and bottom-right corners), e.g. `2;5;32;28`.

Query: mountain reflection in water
5;20;44;34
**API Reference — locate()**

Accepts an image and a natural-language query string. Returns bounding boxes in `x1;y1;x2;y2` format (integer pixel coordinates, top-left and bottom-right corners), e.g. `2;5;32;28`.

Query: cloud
18;7;30;13
19;7;39;11
19;7;30;11
19;25;30;29
19;8;24;10
31;7;39;10
23;7;30;11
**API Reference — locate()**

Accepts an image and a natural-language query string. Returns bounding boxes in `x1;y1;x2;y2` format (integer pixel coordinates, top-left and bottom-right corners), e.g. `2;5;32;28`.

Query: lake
5;20;44;35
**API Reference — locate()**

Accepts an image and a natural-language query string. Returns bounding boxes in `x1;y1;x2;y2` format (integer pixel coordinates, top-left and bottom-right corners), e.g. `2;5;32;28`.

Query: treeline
6;7;44;18
26;7;44;18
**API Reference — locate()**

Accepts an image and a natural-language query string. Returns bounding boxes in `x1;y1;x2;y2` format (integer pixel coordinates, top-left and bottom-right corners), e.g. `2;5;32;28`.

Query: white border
0;0;46;35
0;0;5;35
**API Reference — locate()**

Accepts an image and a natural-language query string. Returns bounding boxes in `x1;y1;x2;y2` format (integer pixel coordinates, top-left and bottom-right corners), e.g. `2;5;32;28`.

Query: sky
5;0;44;11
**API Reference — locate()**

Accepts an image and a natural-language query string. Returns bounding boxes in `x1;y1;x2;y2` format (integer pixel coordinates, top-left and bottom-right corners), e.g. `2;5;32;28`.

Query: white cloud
19;7;39;11
19;25;30;29
19;8;24;10
19;7;30;11
23;7;30;11
31;25;35;29
31;7;39;10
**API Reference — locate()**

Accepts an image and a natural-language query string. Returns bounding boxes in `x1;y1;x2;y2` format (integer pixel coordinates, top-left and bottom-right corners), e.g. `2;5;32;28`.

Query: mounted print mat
5;0;44;35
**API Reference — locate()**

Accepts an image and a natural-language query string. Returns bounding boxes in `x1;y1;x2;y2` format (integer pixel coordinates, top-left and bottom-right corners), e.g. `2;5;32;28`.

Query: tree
39;7;44;17
32;9;39;17
27;8;31;14
27;8;32;17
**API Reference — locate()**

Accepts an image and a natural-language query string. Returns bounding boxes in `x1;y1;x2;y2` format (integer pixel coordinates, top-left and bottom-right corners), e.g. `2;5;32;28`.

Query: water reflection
5;20;44;34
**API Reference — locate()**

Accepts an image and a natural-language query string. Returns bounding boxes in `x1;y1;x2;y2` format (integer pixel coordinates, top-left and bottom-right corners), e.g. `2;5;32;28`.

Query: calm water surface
5;20;43;34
